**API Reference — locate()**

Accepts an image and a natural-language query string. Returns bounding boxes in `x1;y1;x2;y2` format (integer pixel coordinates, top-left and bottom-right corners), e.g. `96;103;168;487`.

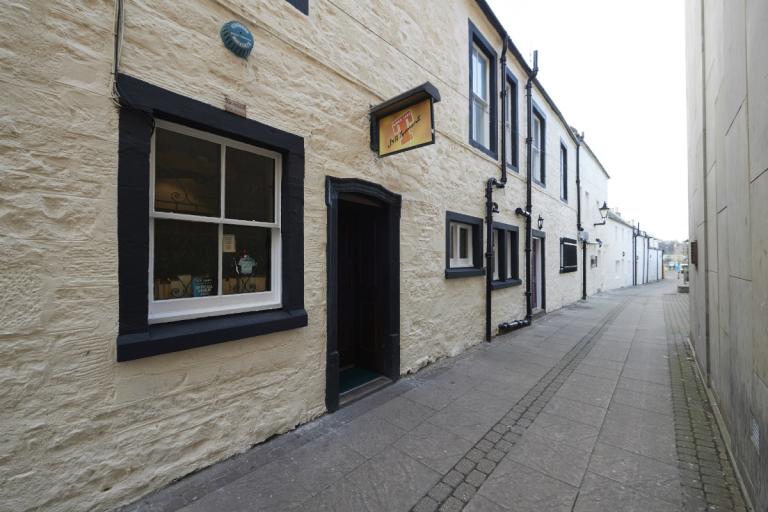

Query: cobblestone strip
411;298;633;512
664;294;748;512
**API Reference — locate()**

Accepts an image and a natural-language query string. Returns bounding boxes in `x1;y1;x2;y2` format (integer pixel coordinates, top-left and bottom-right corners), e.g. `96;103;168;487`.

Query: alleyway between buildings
122;280;748;512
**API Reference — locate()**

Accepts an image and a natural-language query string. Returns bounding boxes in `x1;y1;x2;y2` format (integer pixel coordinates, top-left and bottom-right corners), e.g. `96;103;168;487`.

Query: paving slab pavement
119;280;748;512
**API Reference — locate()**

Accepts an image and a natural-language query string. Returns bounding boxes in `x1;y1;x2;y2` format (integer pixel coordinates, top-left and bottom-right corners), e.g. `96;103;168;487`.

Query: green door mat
339;367;380;394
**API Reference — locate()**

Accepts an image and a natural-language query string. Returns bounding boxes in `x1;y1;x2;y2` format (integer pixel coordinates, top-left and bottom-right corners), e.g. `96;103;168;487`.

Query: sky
487;0;689;241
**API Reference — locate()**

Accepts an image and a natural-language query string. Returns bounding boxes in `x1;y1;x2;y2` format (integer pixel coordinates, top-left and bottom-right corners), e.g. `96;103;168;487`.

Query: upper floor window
560;143;568;201
468;21;497;158
150;120;281;324
505;74;519;169
471;45;490;148
532;106;545;184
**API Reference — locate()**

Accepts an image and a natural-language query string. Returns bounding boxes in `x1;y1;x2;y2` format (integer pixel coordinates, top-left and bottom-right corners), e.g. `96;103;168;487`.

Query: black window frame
468;20;498;159
532;102;546;186
491;222;521;290
445;211;484;278
116;74;307;362
284;0;308;15
559;140;568;202
504;70;520;171
560;237;578;273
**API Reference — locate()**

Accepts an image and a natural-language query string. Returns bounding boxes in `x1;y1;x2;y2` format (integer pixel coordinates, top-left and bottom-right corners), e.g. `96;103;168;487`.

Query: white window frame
492;229;500;280
532;115;541;182
471;44;491;148
505;82;515;167
450;222;474;268
148;120;282;324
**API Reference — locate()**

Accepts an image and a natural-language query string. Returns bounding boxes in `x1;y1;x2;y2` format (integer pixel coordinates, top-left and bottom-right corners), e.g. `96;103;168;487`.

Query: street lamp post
593;202;609;227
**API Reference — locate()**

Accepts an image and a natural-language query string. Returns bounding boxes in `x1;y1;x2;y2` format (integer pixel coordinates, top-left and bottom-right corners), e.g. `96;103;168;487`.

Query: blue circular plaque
220;21;254;58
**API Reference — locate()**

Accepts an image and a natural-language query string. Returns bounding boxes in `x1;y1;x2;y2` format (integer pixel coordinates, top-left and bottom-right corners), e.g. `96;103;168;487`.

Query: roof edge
474;0;578;146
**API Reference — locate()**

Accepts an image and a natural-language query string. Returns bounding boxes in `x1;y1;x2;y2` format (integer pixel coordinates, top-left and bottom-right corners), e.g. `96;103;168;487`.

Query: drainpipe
522;51;538;324
484;37;509;342
500;51;538;334
500;37;508;185
576;134;586;300
645;235;650;284
632;223;638;286
485;177;502;341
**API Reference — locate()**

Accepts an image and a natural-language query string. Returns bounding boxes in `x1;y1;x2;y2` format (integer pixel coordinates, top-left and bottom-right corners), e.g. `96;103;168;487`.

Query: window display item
237;250;256;275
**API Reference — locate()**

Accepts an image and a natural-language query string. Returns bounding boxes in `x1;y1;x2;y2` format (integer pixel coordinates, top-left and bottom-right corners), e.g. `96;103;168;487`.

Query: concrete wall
685;0;768;508
0;1;586;510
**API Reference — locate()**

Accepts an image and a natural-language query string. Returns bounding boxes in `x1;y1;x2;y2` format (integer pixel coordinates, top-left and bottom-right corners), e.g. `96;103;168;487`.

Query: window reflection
155;128;221;216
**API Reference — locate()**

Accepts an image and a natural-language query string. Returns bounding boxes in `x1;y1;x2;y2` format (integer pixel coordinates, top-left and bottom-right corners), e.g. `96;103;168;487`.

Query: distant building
579;140;663;293
685;0;767;509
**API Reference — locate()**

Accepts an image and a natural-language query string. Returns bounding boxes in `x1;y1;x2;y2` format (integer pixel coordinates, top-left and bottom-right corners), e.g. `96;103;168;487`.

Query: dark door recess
338;196;388;382
326;178;401;412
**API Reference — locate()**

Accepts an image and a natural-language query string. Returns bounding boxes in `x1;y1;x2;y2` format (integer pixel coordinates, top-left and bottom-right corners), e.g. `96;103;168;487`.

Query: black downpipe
523;52;538;324
499;50;538;334
632;223;638;286
500;38;508;185
576;136;586;300
645;235;649;284
485;177;500;341
484;38;509;342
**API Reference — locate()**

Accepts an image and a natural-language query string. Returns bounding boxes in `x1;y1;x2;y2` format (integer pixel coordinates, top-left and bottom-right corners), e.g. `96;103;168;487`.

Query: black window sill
445;267;485;279
469;139;498;160
117;308;308;362
284;0;308;14
560;267;578;274
491;278;522;290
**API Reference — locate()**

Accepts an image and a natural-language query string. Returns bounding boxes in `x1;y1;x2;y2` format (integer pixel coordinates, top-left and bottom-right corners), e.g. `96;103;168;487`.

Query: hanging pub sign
370;82;440;158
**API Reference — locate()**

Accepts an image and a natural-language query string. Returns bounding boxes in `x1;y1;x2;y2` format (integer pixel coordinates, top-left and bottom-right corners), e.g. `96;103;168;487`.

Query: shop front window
150;121;281;323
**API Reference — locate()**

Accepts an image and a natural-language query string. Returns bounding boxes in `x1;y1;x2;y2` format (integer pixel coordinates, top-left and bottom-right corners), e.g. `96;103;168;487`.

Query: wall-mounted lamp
492;202;499;213
596;238;603;248
593;201;609;227
537;214;544;230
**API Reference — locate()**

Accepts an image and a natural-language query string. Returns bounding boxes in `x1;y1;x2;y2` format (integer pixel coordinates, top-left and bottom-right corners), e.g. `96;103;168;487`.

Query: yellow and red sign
376;98;434;157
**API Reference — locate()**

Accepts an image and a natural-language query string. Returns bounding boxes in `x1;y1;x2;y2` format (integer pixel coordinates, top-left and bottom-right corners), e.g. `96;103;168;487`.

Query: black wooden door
337;198;387;375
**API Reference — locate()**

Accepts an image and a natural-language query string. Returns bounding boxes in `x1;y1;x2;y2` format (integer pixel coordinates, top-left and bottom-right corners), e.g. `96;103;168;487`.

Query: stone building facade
1;1;651;510
685;0;768;509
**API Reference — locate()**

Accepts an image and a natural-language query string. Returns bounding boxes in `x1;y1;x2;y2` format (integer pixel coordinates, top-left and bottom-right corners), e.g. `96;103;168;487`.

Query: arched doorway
325;177;401;411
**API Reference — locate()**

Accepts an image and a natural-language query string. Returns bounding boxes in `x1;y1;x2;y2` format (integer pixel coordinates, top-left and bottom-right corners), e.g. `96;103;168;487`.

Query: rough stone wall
685;0;768;509
1;1;583;510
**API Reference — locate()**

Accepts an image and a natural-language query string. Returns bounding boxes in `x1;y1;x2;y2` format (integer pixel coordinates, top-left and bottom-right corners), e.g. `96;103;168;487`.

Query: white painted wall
598;214;635;291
